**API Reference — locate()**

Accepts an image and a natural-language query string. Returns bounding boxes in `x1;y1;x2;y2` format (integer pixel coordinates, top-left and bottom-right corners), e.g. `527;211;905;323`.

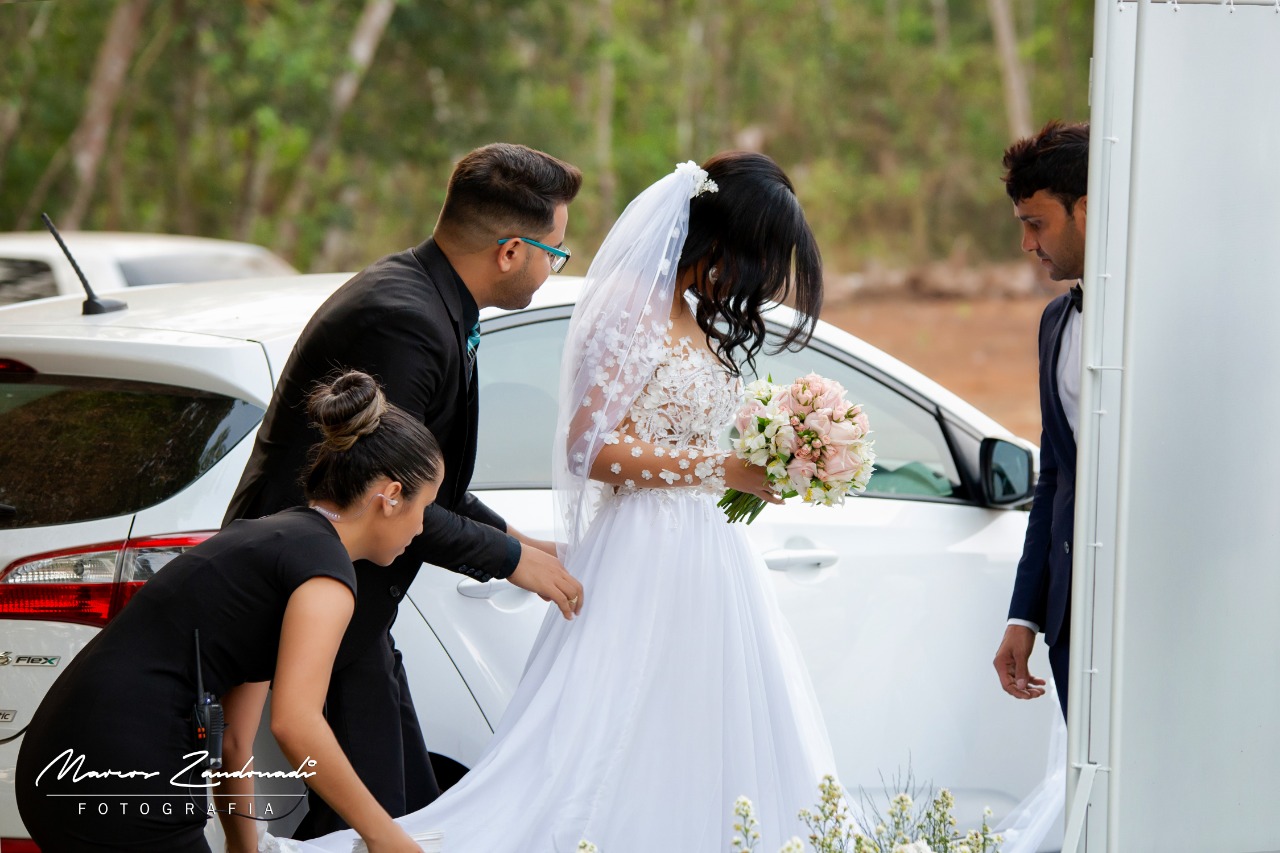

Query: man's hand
993;624;1046;700
508;543;583;620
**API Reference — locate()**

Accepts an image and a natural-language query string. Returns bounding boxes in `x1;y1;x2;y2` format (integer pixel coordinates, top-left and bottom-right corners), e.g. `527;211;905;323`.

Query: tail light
0;533;215;627
0;357;37;374
0;839;43;852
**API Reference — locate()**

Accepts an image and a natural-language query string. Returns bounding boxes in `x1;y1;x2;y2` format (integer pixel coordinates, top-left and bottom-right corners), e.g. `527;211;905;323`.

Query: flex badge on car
11;655;60;666
0;711;15;723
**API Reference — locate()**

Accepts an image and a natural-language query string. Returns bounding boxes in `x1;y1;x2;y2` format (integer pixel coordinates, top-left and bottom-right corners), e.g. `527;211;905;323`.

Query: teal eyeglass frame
497;237;571;273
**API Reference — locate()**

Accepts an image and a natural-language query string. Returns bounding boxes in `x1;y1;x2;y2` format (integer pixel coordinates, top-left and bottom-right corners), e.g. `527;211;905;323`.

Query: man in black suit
992;121;1089;720
224;143;585;837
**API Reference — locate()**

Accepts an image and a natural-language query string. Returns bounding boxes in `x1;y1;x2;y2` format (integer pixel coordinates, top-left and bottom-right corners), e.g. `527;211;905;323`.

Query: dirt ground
821;295;1055;442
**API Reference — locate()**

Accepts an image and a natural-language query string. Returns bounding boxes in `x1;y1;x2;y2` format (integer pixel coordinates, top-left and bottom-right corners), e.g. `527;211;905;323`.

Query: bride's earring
708;266;719;285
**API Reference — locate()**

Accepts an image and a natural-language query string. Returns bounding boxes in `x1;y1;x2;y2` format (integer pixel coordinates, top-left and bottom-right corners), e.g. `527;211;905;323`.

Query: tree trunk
105;4;172;230
675;13;704;157
0;3;54;194
931;0;950;53
275;0;396;258
16;144;69;230
594;0;617;227
987;0;1032;141
236;129;278;242
168;0;201;236
62;0;150;231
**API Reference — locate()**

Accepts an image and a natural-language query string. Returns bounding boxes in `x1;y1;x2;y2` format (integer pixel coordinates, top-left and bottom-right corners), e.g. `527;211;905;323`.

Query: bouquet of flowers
718;373;875;524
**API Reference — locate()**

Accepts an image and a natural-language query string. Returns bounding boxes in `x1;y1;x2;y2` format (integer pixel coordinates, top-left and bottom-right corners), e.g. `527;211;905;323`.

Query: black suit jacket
1008;291;1077;648
224;238;517;660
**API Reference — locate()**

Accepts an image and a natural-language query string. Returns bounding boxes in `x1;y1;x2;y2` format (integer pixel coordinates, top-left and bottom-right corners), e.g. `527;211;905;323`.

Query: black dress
15;508;356;852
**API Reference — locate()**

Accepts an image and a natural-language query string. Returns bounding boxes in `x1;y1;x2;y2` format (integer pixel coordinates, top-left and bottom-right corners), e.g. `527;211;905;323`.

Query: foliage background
0;0;1093;275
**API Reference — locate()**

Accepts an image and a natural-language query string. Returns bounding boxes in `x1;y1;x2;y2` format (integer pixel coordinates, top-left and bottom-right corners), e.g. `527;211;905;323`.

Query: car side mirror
980;437;1034;506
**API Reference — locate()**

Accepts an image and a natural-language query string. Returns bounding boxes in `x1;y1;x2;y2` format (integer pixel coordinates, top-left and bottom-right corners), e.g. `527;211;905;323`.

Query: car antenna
40;212;127;316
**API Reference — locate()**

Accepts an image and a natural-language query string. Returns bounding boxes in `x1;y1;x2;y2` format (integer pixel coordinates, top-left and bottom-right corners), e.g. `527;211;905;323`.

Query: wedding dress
289;329;837;853
272;161;837;853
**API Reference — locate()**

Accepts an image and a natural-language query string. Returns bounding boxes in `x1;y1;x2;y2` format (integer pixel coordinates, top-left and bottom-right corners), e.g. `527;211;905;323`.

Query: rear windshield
119;252;295;287
0;258;58;305
0;375;263;530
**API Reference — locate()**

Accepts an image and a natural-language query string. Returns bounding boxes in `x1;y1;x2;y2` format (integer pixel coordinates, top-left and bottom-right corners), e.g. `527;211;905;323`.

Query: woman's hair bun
307;371;388;452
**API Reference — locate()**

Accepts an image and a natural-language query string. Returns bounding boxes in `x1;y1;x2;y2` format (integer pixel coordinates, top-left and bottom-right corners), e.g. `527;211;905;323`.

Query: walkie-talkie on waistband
193;629;224;770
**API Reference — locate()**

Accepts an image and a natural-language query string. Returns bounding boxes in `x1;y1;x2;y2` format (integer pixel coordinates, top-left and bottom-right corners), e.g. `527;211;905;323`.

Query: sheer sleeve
589;423;728;493
552;164;716;559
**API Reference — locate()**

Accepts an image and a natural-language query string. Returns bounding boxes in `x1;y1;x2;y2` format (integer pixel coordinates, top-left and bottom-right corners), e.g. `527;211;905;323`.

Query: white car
0;274;1058;849
0;231;298;306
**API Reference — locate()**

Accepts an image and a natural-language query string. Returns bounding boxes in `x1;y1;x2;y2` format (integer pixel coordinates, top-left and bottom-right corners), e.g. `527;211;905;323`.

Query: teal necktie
466;320;481;381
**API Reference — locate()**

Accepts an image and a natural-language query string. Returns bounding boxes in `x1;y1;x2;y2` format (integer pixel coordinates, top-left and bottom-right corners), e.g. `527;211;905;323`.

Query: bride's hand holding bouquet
719;373;875;523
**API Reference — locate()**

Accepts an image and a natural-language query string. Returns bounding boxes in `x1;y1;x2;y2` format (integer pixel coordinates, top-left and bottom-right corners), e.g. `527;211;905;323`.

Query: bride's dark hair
677;151;823;375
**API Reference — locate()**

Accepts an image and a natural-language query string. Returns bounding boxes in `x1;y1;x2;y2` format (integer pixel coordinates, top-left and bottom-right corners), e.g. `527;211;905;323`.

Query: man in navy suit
992;120;1089;719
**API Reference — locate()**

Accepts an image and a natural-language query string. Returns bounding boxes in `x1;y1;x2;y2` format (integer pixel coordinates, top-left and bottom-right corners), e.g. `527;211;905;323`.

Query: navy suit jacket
1008;291;1078;648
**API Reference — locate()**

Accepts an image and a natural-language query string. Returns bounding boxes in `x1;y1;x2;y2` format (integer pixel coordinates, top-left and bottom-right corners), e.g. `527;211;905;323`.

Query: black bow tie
1068;283;1083;313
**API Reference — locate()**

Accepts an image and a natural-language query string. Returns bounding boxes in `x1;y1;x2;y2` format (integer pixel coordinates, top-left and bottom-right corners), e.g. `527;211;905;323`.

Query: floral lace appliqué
612;331;740;498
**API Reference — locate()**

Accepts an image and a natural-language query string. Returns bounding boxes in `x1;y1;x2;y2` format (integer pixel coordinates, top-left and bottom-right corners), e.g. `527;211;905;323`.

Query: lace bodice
623;334;741;447
600;329;741;497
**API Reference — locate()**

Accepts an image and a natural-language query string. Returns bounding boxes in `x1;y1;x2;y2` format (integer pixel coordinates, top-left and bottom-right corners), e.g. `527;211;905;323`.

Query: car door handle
456;578;540;613
456;578;506;598
763;548;839;572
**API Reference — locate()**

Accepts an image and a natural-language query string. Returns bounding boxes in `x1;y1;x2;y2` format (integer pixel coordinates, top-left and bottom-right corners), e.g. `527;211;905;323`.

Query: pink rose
773;387;802;418
823;447;861;481
800;372;827;390
787;457;818;491
815;383;847;412
786;379;818;415
826;419;863;446
852;408;870;436
735;399;766;435
802;410;833;437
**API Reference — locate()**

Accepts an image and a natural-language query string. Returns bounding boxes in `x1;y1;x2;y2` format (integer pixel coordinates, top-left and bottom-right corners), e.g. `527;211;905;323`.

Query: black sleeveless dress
15;508;357;852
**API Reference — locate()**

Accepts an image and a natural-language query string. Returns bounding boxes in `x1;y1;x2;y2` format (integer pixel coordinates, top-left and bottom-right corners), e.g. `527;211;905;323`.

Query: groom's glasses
497;237;571;274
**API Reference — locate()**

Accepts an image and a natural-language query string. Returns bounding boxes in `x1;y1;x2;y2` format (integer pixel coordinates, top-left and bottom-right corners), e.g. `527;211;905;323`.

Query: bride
295;153;836;852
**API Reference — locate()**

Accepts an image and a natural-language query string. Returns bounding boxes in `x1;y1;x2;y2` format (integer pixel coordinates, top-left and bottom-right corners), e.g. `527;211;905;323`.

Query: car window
746;344;965;499
0;258;58;305
473;315;965;499
473;318;568;488
119;252;296;286
0;375;263;529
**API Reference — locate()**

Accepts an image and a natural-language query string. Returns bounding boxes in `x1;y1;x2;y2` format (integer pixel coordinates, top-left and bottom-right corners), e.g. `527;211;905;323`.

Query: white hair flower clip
675;160;719;198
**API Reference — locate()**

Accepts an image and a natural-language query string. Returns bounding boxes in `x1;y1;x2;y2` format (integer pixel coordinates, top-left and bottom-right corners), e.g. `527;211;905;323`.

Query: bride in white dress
297;154;837;853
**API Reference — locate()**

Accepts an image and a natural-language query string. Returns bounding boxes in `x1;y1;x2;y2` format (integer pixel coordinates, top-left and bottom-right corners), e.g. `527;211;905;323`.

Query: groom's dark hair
435;143;582;251
998;121;1090;213
1002;120;1089;214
